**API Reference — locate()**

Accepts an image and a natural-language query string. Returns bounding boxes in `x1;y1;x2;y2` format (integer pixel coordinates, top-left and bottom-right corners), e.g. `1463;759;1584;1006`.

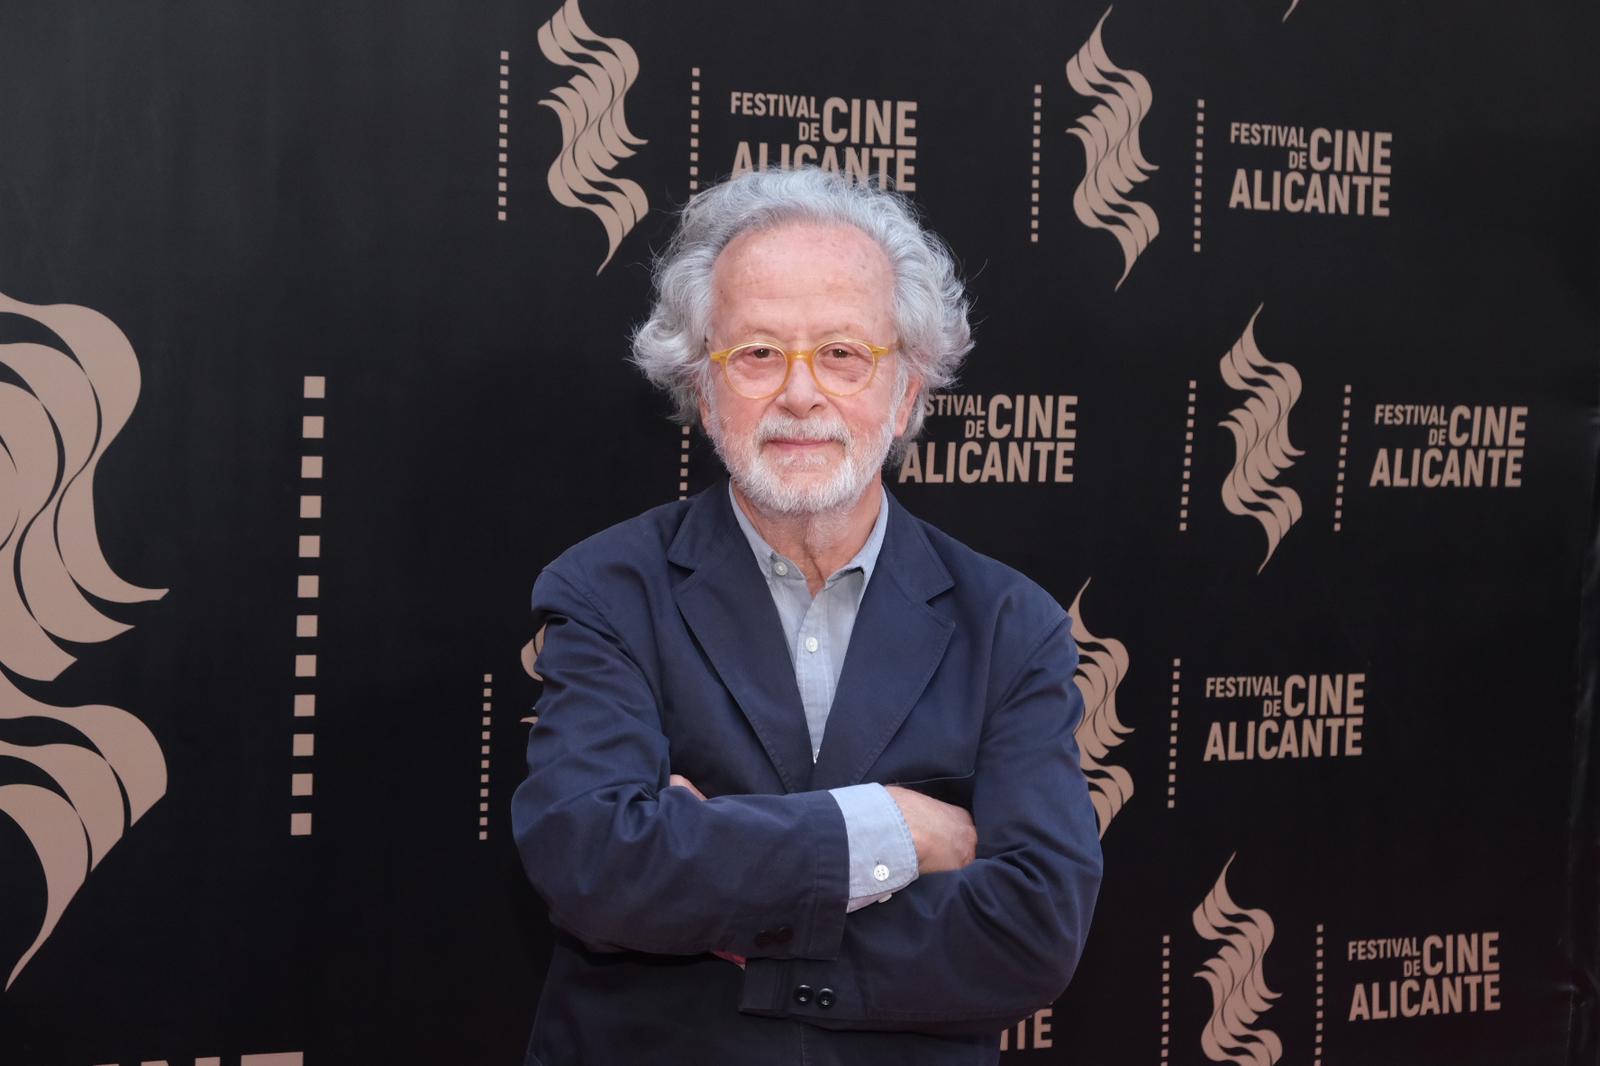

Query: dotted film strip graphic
1160;933;1172;1063
1193;100;1205;252
1334;386;1351;531
1315;922;1327;1065
678;424;692;500
292;375;326;836
497;51;509;221
479;673;493;841
1178;379;1196;531
1030;84;1042;243
1167;658;1181;809
688;68;701;192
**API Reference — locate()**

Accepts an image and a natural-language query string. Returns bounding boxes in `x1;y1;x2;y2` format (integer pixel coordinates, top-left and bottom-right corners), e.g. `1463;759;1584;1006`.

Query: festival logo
0;290;166;988
725;88;920;189
1069;579;1133;837
1200;671;1367;762
896;392;1078;486
1345;930;1503;1021
1194;854;1283;1066
1222;120;1392;218
1219;305;1303;572
1365;402;1528;489
1066;6;1159;290
537;0;648;273
1282;0;1302;20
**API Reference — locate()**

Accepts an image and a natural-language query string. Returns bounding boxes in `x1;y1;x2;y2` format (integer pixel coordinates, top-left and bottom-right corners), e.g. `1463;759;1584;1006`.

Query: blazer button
816;988;836;1008
793;984;813;1005
754;930;774;948
774;926;794;944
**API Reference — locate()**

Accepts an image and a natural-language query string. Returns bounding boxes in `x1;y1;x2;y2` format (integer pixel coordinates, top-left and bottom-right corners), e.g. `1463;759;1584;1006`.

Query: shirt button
873;863;890;882
804;636;819;653
773;561;788;576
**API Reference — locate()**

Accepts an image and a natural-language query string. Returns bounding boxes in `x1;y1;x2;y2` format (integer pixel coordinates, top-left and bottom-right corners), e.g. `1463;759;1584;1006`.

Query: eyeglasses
707;339;893;399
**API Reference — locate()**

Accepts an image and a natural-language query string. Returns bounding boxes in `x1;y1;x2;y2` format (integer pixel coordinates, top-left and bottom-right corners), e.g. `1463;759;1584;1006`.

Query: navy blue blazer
512;482;1102;1066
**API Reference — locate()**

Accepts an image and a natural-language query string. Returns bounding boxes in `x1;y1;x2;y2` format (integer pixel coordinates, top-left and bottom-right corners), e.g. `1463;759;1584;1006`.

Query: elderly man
512;167;1102;1066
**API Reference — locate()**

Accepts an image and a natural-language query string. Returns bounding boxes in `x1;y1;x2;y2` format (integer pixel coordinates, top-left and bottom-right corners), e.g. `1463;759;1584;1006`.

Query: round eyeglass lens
725;345;788;396
812;342;876;394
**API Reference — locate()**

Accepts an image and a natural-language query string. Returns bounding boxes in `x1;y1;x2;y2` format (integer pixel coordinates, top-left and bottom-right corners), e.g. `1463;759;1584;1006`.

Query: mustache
755;415;851;446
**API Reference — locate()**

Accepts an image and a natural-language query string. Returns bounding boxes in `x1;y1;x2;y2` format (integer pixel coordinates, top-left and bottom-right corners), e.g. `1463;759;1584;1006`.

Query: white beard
707;402;896;517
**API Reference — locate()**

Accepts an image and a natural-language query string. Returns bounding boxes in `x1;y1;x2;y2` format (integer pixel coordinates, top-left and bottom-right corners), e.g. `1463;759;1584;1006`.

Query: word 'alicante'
898;393;1078;485
1227;123;1393;217
1202;673;1366;761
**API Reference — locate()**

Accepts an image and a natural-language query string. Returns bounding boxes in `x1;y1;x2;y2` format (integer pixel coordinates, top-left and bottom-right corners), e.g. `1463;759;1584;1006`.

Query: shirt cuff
829;783;918;912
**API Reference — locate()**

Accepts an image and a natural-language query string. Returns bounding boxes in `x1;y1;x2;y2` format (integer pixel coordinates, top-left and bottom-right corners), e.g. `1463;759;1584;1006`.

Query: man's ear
893;372;924;438
697;389;711;431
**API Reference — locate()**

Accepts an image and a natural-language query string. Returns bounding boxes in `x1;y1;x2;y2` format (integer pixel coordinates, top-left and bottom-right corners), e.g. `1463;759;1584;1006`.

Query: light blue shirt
729;484;918;912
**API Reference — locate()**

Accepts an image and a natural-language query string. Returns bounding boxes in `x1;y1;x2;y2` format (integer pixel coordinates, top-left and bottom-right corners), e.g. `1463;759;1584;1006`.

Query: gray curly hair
630;167;972;445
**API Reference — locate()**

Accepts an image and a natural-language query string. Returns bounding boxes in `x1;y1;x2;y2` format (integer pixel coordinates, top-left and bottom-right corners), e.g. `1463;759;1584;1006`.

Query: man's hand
884;786;977;874
668;773;706;800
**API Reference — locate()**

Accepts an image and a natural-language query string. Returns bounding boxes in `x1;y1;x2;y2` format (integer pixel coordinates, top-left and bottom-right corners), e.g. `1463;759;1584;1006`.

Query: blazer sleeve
511;565;853;961
736;614;1104;1034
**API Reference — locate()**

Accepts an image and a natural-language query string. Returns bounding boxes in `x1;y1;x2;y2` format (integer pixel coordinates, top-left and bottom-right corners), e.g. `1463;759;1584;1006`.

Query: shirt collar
727;481;889;588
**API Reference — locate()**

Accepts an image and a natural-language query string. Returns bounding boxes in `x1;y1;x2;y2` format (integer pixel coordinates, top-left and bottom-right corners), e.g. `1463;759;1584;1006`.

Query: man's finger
669;773;707;800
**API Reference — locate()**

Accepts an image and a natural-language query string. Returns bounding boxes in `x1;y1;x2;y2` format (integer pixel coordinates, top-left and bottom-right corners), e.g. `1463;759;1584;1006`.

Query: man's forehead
714;222;891;285
710;221;894;331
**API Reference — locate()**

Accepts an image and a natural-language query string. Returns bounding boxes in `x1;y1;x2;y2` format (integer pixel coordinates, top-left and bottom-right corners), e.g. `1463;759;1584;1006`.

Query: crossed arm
671;773;978;877
512;566;1103;1033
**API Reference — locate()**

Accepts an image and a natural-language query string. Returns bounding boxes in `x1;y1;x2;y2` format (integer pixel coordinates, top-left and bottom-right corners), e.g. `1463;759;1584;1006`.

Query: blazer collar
668;480;955;792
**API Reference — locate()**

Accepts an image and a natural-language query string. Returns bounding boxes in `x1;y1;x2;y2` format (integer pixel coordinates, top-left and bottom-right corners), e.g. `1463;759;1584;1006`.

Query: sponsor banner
1365;404;1529;490
897;393;1079;485
1199;671;1368;763
1344;931;1504;1021
1222;121;1394;219
727;90;920;191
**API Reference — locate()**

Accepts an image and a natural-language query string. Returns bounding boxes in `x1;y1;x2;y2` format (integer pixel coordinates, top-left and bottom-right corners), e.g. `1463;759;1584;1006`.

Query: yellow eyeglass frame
707;339;894;399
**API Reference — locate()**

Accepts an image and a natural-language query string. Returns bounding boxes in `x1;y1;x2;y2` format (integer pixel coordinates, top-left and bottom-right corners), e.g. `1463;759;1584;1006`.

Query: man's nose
774;354;827;415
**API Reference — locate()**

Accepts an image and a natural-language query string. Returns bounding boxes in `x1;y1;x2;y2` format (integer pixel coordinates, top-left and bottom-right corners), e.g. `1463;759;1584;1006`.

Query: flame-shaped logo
1069;579;1133;837
1219;304;1303;573
0;290;167;988
1283;0;1301;21
537;0;648;274
1066;6;1159;290
1193;853;1283;1066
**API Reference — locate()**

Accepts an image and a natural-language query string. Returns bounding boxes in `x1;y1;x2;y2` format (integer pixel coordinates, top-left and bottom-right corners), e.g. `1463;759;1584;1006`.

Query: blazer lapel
809;494;955;791
670;485;815;793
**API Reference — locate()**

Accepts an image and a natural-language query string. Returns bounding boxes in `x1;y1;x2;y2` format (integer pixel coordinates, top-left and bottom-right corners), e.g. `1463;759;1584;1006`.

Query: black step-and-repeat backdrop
1;1;1596;1063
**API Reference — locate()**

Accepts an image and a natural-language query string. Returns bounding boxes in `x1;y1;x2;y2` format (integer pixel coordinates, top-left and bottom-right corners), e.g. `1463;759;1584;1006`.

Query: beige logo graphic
0;290;166;988
1283;0;1301;20
1219;305;1303;572
537;0;648;274
1194;853;1283;1066
1069;579;1132;837
1067;6;1159;290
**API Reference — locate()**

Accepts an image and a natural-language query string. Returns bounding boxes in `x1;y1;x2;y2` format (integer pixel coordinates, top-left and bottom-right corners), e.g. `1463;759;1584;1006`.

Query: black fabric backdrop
0;2;1595;1064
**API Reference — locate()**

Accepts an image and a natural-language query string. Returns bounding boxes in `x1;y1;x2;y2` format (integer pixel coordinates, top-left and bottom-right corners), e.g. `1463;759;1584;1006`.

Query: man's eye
743;347;778;360
820;346;858;361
